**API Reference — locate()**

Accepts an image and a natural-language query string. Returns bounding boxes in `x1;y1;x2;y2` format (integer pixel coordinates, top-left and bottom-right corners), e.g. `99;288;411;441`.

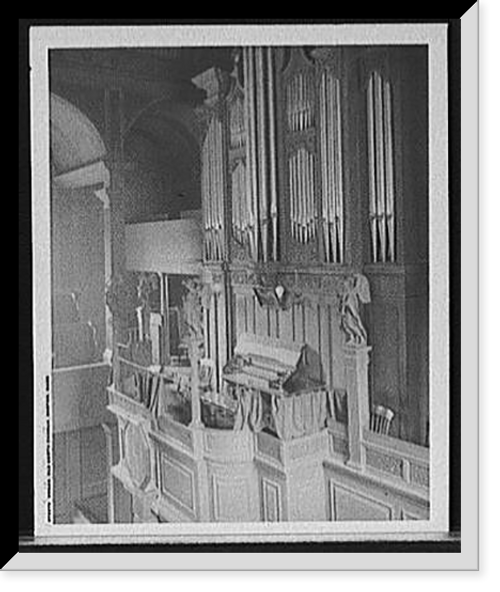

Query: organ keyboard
223;333;329;440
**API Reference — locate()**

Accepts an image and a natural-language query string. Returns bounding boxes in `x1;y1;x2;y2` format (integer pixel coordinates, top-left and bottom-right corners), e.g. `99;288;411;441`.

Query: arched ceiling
50;93;106;175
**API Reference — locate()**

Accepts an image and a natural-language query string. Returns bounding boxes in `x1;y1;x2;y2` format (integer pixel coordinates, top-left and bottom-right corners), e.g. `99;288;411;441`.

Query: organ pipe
319;69;344;262
289;147;315;244
366;70;396;263
231;46;280;262
202;117;225;261
267;47;279;261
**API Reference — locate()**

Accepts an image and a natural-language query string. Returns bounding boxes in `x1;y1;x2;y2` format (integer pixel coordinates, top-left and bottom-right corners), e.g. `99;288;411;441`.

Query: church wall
51;184;106;362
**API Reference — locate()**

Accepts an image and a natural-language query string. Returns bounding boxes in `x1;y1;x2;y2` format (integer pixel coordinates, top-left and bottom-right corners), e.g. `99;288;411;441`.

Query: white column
94;187;113;364
344;344;372;470
101;422;115;523
160;273;170;365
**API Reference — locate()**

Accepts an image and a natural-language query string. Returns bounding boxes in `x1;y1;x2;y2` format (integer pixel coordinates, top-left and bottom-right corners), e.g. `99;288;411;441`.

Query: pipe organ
192;46;429;446
49;42;433;528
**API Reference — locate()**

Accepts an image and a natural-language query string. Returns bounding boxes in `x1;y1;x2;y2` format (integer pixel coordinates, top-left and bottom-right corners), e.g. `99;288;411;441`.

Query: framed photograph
13;13;477;570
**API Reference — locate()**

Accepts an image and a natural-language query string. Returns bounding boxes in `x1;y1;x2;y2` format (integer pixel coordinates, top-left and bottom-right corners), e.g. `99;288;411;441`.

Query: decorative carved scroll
253;283;304;311
367;70;395;263
288;147;316;244
319;69;344;263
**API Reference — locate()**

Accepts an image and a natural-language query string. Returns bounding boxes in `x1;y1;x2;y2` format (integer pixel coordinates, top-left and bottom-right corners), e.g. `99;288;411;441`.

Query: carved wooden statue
180;278;212;426
136;273;159;341
339;274;371;346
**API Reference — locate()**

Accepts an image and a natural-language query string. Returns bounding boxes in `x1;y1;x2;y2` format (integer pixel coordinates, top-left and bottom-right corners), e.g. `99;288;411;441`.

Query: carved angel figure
181;278;209;346
339;274;371;346
136;273;160;341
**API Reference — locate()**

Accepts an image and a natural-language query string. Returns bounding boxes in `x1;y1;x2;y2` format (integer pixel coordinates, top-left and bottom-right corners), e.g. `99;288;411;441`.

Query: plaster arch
50;93;106;176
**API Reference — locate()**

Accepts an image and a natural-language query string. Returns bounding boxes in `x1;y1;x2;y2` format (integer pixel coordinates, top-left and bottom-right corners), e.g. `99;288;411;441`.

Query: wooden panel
279;305;294;343
211;475;252;522
272;309;280;339
123;422;151;491
154;416;194;452
52;363;112;433
234;293;246;339
261;477;282;522
256;431;283;465
292;302;306;343
305;303;320;354
66;430;82;520
53;432;69;523
324;459;429;522
400;499;428;521
254;298;269;338
80;425;107;500
159;453;196;514
319;303;331;386
330;481;393;521
248;294;257;335
328;304;346;389
368;297;403;438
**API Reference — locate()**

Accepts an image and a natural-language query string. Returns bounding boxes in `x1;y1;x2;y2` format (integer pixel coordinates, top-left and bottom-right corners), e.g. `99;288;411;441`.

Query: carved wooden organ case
193;48;361;394
194;46;413;270
193;46;429;445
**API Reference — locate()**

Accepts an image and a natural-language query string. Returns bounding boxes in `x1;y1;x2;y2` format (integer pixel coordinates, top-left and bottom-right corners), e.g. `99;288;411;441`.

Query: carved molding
365;448;404;479
409;462;430;489
261;477;282;522
230;269;371;327
122;420;152;491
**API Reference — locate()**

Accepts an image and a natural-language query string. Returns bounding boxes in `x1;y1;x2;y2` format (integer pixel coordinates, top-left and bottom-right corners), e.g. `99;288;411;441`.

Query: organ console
223;333;330;440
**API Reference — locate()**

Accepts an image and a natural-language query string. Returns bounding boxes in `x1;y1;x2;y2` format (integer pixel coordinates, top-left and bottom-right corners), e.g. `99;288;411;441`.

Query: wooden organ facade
49;44;430;525
192;45;429;446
